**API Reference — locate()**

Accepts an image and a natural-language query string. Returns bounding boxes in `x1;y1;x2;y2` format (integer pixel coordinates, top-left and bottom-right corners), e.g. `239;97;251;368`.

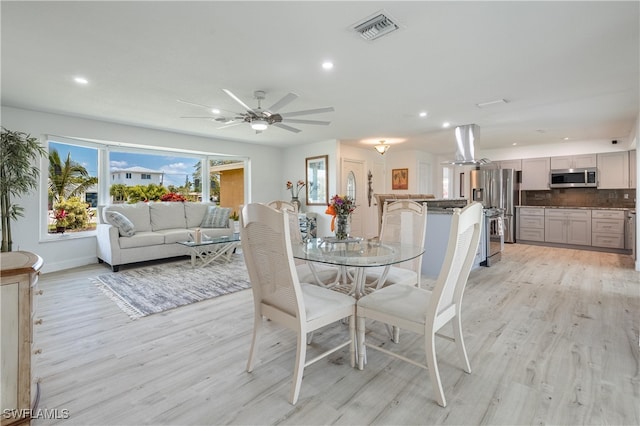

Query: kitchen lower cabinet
592;210;625;249
544;209;592;246
517;207;545;242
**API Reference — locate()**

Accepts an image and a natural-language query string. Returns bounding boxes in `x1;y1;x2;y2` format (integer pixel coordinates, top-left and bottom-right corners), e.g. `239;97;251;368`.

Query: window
125;173;132;179
141;174;151;180
47;139;100;235
442;166;452;198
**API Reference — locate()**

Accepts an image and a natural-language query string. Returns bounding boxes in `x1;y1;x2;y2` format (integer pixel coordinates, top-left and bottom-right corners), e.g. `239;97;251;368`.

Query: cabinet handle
34;318;43;325
33;348;42;355
36;289;44;295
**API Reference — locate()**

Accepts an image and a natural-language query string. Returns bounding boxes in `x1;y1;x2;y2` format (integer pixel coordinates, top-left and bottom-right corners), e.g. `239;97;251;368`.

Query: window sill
40;229;97;243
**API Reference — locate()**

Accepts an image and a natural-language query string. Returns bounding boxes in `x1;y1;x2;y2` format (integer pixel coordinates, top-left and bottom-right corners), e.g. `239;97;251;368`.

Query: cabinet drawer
592;210;625;220
520;216;545;229
519;228;545;241
592;219;624;233
592;233;625;249
545;209;591;220
519;208;544;216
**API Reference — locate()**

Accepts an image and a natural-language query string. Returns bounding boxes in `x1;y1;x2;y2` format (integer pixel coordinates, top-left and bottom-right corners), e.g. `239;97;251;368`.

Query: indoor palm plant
1;127;47;252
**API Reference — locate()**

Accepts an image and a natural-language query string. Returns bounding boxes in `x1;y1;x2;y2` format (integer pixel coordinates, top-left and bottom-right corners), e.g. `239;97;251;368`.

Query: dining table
291;237;425;299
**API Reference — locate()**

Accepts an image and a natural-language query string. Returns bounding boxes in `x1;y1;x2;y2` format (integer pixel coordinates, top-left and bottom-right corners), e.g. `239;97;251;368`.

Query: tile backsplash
522;188;635;208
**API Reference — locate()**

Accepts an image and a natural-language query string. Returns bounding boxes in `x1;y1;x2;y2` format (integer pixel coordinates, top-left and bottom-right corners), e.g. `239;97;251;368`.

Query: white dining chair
241;203;356;405
266;200;340;286
356;202;483;407
364;200;428;290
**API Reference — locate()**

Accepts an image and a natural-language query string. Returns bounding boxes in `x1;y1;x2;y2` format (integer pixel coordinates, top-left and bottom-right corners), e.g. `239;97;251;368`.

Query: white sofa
96;202;234;271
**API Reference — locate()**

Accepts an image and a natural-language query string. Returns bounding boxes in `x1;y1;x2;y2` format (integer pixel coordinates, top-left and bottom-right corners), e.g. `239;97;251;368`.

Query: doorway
341;158;365;238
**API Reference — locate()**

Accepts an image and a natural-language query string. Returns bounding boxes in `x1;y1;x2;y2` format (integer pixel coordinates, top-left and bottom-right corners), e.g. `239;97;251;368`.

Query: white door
342;159;365;238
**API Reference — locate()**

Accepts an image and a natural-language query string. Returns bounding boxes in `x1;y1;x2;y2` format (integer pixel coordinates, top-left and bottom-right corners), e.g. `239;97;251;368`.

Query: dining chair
356;202;483;407
266;200;340;286
241;203;356;405
364;200;428;290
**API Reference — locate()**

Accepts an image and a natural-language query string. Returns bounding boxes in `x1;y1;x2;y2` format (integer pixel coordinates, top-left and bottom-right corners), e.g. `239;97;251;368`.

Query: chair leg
357;315;366;370
290;329;308;404
246;314;262;372
349;315;356;368
425;331;446;407
453;314;471;373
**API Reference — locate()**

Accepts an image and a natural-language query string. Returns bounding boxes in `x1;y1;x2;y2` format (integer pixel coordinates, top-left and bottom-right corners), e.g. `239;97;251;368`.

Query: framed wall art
305;155;328;205
391;168;408;190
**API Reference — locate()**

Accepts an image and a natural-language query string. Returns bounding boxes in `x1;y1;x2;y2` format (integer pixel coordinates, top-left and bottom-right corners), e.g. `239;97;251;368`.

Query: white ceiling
2;1;639;155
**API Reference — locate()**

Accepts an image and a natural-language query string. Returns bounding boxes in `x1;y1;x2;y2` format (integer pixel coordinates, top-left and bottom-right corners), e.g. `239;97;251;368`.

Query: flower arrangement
325;194;355;237
286;180;306;198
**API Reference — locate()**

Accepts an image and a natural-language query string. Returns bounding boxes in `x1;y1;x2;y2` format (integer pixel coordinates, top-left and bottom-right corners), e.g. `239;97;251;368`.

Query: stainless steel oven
481;208;504;266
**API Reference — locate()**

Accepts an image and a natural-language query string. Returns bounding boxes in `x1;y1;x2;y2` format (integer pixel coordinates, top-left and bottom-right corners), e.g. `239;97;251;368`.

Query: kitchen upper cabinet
521;157;550;190
497;159;522;171
550;154;597;169
630;150;636;189
598;151;629;189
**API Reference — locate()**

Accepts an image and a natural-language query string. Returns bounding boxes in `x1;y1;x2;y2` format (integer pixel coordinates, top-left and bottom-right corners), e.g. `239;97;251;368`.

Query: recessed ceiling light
74;76;88;85
322;61;334;70
563;137;570;140
211;108;220;114
442;122;451;128
512;142;517;146
419;111;427;118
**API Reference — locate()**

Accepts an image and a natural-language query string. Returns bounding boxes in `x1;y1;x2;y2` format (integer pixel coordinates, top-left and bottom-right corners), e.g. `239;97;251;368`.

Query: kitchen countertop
517;205;632;211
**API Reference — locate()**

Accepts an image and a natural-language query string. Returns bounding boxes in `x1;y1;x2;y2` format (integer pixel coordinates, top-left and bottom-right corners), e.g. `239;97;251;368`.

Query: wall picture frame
305;155;328;205
391;168;408;190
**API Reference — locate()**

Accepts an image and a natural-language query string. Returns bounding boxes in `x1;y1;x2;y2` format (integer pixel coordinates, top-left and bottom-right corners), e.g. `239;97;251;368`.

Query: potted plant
0;127;47;252
53;208;69;233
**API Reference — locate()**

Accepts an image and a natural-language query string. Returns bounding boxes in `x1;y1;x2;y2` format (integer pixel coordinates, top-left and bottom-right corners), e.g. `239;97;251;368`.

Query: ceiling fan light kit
250;119;268;131
374;141;390;155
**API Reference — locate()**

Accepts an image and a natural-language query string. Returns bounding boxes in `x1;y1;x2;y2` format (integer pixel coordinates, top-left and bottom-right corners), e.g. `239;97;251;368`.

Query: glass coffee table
178;234;241;268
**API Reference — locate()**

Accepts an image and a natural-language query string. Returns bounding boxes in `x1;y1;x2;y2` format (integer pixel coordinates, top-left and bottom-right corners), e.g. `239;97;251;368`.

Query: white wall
2;106;286;272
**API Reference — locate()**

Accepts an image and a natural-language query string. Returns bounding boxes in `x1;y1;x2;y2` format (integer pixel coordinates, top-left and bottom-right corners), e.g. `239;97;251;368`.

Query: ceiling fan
179;89;334;134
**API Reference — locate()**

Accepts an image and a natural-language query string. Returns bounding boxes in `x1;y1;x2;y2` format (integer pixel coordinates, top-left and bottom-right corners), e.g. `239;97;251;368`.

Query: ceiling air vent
353;12;400;41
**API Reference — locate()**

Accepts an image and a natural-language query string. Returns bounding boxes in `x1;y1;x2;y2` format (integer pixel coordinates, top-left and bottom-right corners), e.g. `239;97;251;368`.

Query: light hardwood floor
32;244;639;425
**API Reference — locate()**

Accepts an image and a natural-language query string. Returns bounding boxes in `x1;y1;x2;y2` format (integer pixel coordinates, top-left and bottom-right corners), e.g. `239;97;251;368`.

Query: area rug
92;253;251;319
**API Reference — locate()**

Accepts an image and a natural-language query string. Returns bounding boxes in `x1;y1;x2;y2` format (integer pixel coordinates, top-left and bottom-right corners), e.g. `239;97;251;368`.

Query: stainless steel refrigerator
470;167;519;243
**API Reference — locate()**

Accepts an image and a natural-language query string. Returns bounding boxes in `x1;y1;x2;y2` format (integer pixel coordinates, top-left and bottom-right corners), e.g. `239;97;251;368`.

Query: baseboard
40;255;99;274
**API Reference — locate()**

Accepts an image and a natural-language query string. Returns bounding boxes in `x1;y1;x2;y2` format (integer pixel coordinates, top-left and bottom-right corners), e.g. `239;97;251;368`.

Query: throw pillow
200;206;231;228
105;211;136;237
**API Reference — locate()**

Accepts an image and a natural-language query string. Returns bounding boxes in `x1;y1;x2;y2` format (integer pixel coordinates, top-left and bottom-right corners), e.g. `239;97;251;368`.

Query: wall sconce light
374;140;390;155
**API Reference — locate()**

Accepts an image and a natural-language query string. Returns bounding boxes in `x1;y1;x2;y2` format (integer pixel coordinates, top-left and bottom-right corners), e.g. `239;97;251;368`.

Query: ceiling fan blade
282;118;331;125
180;116;217;119
177;99;216;109
217;122;243;130
280;106;335;118
267;92;298;112
222;89;256;113
272;123;302;133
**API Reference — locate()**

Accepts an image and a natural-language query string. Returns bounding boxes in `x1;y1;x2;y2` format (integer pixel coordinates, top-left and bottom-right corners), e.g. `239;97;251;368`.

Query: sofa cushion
184;202;217;228
155;229;193;244
104;211;136;237
200;206;231;228
118;231;165;249
103;203;152;232
150;202;187;231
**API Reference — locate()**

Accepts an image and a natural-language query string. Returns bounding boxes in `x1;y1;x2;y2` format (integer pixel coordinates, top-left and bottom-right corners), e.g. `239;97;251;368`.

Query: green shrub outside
54;197;89;229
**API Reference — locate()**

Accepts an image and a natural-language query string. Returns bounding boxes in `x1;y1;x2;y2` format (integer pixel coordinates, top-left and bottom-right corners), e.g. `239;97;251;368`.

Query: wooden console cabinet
1;251;43;426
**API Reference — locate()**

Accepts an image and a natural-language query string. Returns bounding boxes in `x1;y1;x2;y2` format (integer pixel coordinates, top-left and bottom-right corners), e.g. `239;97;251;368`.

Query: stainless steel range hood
443;124;491;165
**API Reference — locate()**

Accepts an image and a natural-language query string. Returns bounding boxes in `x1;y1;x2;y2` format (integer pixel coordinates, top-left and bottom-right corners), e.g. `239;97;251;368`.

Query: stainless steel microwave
549;168;598;188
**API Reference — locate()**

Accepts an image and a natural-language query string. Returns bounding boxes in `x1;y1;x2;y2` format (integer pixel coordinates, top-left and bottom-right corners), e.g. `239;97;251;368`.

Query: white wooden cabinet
544;209;591;246
517;207;545;242
550;154;597;169
521;157;550;190
598;151;629;189
1;251;43;426
497;159;522;171
629;150;636;189
592;210;625;249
